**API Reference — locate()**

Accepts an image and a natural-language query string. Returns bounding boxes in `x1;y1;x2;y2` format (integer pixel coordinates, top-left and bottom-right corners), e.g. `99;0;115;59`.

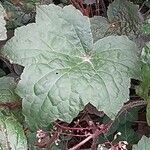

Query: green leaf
11;107;25;124
90;0;144;43
0;112;27;150
0;3;7;40
106;107;139;136
136;42;150;125
2;4;93;66
0;76;24;126
138;42;150;125
145;1;150;8
1;1;32;29
136;42;150;100
107;0;143;36
132;136;150;150
90;16;109;42
141;42;150;65
18;36;139;130
142;18;150;34
117;123;139;144
0;76;24;125
146;102;150;125
2;4;140;130
0;77;19;103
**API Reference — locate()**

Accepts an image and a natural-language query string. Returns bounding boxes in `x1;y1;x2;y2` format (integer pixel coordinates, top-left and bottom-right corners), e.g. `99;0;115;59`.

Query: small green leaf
141;42;150;65
136;42;150;100
145;1;150;8
117;123;139;144
0;77;19;103
142;18;150;34
10;107;25;125
0;112;27;150
1;1;32;29
0;3;7;40
107;107;139;136
136;42;150;125
107;0;143;36
0;76;24;125
132;136;150;150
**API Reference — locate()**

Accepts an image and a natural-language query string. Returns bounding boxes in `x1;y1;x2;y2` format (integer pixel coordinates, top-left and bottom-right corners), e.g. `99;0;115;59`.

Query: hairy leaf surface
133;136;150;150
2;4;140;130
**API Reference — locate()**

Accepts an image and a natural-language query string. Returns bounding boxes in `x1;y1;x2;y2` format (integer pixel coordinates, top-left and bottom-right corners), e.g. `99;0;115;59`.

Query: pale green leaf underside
0;3;7;41
0;77;19;103
0;112;27;150
2;4;139;129
133;136;150;150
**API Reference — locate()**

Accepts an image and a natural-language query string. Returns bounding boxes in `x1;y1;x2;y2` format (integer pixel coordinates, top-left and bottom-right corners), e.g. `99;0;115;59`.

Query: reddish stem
69;129;102;150
69;133;94;150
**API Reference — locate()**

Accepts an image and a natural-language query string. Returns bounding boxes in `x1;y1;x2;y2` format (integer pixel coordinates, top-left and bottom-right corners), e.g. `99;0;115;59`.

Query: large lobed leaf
132;136;150;150
0;3;7;41
0;112;27;150
2;4;140;130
